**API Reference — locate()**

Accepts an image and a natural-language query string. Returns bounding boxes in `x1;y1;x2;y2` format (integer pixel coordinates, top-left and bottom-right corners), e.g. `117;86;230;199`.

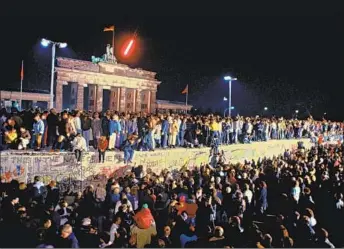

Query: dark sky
1;2;343;119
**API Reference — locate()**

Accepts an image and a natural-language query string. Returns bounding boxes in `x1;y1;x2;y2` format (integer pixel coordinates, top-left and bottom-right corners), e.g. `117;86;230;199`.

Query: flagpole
112;26;115;62
185;87;188;114
20;60;23;111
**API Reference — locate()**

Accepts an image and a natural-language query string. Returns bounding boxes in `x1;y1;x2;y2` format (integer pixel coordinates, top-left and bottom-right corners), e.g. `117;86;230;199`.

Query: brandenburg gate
55;57;160;113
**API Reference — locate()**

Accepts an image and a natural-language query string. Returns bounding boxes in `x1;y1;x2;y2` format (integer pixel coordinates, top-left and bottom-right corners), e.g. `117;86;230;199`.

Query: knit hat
82;218;92;226
142;203;148;209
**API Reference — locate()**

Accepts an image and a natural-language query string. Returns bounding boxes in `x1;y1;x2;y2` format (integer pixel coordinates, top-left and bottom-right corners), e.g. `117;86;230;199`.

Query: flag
103;25;115;32
182;85;188;94
20;60;24;81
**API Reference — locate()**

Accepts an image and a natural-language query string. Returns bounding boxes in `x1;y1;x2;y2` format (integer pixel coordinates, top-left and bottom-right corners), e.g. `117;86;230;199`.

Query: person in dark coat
159;225;173;247
207;226;227;248
45;181;60;208
0;195;20;224
43;204;61;231
75;218;101;248
256;181;268;216
101;111;111;137
54;224;80;248
47;108;59;147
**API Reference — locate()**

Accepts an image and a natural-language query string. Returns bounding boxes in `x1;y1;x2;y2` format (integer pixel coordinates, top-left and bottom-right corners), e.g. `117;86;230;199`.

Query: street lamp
41;38;68;109
295;110;299;114
223;76;237;117
264;107;268;111
223;106;235;117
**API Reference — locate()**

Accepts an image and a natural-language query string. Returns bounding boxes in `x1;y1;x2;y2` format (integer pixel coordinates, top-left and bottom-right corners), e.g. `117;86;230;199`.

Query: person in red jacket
133;203;155;229
98;136;109;163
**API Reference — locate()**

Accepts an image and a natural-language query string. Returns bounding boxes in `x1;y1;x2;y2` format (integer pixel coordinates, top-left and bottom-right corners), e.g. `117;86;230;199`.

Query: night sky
1;2;343;119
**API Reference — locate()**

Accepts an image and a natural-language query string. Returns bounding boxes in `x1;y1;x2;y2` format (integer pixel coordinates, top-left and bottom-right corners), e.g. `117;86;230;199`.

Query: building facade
0;90;50;110
55;57;160;113
1;57;192;113
156;100;192;113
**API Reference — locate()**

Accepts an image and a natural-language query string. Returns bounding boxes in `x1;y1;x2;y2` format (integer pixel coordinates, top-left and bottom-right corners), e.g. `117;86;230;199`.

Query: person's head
61;224;73;239
34;113;41;121
113;216;121;225
60;200;68;208
34;176;42;183
10;196;19;205
20;127;26;133
125;186;131;194
214;226;224;237
49;180;56;188
164;226;171;237
82;217;92;227
43;219;52;229
305;208;314;218
113;187;120;194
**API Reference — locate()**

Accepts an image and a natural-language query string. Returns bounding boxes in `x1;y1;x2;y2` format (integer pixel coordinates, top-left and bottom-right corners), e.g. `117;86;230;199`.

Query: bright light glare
124;39;134;56
295;110;299;113
41;38;50;47
224;76;237;81
59;42;67;48
223;97;228;101
231;106;235;110
264;107;268;111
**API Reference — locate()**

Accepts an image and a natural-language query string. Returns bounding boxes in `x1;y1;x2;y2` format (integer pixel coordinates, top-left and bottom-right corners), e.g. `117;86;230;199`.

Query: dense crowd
1;108;343;156
0;139;344;248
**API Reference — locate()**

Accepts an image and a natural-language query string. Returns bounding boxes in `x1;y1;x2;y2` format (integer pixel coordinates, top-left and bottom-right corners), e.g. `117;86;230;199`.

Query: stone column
109;87;120;111
88;85;97;112
55;80;64;112
76;83;84;110
119;88;126;113
70;83;78;109
125;89;135;113
135;89;141;113
96;85;103;113
150;91;157;114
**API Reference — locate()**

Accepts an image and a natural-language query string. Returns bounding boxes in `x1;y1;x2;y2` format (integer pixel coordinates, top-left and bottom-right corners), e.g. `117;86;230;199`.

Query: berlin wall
0;139;311;192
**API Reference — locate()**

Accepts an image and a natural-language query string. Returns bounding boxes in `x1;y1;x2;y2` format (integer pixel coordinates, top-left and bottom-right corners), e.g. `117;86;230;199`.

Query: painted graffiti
0;139;311;192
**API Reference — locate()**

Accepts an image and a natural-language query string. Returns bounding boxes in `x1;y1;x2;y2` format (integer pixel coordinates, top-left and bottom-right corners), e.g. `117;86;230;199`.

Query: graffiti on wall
0;139;311;192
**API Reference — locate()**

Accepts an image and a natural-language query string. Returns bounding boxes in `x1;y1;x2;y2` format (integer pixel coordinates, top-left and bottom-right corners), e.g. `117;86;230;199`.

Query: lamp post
295;109;299;119
223;106;235;117
41;38;67;109
224;76;237;117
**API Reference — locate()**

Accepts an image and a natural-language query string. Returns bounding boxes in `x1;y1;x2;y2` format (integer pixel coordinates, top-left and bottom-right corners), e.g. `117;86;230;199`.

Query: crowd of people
0;138;343;248
1;108;343;159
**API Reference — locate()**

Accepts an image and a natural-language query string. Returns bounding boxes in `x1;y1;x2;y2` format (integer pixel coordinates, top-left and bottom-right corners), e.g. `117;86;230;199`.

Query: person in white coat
71;133;88;163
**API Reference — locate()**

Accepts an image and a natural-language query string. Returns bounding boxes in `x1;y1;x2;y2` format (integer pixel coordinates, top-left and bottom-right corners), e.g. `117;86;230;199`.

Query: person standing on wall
81;113;92;150
47;108;59;148
32;113;45;151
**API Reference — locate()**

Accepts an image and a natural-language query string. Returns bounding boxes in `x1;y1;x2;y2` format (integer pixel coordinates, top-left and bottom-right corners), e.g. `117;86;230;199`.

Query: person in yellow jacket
168;119;179;148
209;118;220;141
